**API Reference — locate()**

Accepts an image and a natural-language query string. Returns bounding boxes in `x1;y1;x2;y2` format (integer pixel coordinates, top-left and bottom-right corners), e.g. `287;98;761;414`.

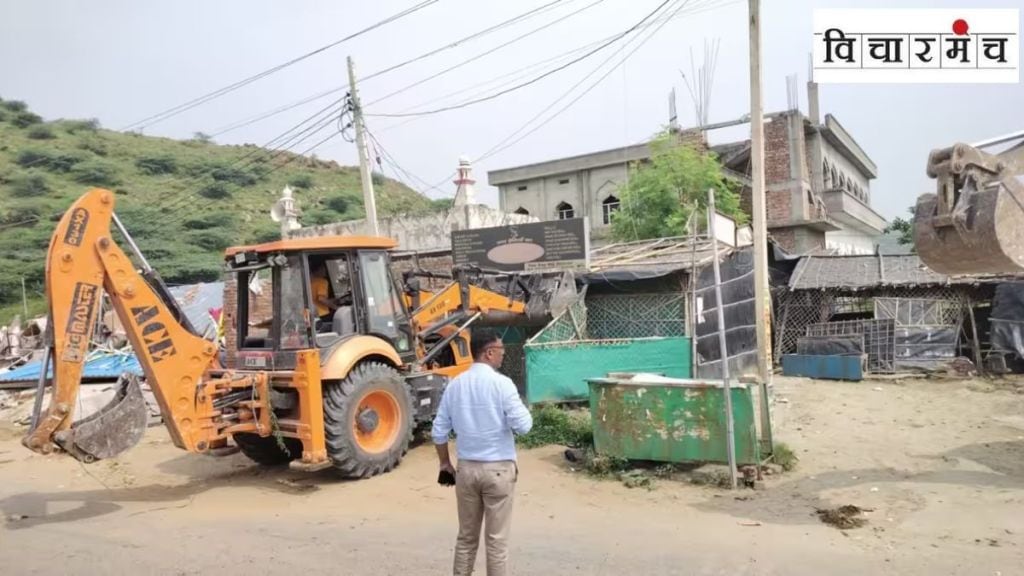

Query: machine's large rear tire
234;432;303;466
324;362;414;478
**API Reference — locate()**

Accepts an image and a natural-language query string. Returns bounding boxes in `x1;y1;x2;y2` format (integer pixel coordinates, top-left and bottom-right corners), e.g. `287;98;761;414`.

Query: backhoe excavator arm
23;188;222;460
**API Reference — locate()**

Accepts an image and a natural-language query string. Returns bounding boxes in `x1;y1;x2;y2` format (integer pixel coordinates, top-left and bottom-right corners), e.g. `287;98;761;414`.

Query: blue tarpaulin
0;281;222;384
0;352;142;383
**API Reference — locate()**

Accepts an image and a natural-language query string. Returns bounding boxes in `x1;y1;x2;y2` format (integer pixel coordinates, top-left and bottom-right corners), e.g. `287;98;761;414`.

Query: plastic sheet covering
894;326;957;371
693;249;758;379
991;283;1024;358
796;335;864;356
874;297;959;327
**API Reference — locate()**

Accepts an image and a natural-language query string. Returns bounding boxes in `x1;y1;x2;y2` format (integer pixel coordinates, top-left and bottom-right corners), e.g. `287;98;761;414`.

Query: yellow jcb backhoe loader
22;188;573;477
914;130;1024;275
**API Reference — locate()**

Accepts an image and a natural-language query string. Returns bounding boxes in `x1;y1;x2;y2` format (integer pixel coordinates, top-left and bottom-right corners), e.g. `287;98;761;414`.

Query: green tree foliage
16;149;83;172
1;100;28;113
289;173;314;190
8;172;51;197
135;154;178;175
26;125;55;140
884;206;915;248
61;118;100;133
70;160;121;186
430;198;454;212
183;212;236;230
325;194;350;213
611;132;747;242
11;111;42;128
198;180;232;199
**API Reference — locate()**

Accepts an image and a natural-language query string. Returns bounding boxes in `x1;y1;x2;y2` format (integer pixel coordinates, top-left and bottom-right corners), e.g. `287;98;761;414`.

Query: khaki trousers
453;460;517;576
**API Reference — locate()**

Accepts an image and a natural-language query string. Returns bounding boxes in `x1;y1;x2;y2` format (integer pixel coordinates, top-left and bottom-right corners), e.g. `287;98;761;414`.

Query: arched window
556;201;575;220
513;207;529;215
601;195;620;225
831;167;839;190
822;161;832;189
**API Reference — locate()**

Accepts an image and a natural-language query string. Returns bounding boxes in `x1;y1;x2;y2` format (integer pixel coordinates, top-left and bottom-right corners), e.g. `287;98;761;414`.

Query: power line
477;0;703;164
120;0;440;132
365;127;441;194
209;86;346;137
405;0;735;196
203;0;575;143
364;0;612;108
360;0;573;84
365;0;673;118
374;34;611;135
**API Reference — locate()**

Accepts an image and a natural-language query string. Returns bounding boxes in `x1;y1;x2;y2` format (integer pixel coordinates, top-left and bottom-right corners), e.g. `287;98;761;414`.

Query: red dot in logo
952;19;969;36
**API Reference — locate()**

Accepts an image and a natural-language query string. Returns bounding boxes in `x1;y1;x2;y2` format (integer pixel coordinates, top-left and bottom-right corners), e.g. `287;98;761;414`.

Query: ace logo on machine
813;9;1019;83
130;305;178;362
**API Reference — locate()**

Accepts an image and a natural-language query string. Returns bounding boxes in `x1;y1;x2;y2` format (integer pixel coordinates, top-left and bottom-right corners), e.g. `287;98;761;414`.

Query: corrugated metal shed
0;352;141;384
785;253;1024;291
168;282;224;337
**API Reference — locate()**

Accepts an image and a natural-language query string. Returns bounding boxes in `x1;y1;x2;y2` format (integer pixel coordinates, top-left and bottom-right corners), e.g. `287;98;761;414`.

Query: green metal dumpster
588;375;760;465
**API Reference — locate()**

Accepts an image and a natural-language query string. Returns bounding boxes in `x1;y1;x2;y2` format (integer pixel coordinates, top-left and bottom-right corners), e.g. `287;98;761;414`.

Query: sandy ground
2;375;1024;575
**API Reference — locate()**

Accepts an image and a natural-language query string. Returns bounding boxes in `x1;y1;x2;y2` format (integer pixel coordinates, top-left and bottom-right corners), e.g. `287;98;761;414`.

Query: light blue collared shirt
431;363;533;462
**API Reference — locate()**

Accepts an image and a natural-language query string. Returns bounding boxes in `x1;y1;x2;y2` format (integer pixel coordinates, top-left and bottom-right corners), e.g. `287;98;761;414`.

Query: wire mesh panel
586;293;686;340
874;298;962;326
806;319;896;373
776;286;972;361
527;289;589;345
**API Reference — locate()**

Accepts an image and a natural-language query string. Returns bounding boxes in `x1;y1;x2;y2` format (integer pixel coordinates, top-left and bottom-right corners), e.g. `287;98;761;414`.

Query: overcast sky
2;0;1022;221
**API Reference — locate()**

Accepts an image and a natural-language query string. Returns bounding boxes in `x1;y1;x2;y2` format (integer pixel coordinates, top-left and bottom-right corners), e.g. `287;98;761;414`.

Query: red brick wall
764;116;792;185
222;271;274;368
770;229;796;253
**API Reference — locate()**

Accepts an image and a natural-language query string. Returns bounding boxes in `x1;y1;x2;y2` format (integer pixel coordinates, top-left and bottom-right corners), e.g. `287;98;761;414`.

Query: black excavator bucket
913;138;1024;276
54;374;148;463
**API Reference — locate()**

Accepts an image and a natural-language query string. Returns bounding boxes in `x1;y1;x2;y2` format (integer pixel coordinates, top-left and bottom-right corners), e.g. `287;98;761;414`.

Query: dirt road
2;376;1023;575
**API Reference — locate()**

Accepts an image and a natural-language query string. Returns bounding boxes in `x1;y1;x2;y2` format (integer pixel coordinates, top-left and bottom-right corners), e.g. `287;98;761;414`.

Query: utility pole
21;277;28;318
749;0;774;452
347;56;380;237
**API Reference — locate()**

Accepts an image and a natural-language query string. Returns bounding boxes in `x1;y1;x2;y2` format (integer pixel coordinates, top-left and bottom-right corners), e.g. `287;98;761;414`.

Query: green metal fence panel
589;378;760;465
586;293;686;340
524;337;691;404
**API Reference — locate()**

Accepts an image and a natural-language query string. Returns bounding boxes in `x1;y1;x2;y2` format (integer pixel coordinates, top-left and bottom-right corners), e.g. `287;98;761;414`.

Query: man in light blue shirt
432;329;533;576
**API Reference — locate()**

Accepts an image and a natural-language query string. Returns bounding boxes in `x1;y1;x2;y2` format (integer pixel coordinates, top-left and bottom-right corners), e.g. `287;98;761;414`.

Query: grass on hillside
0;98;443;323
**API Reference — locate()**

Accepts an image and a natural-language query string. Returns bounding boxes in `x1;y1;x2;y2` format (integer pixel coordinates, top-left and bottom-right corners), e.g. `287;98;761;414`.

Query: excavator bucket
53;375;148;463
914;183;1024;275
913;139;1024;276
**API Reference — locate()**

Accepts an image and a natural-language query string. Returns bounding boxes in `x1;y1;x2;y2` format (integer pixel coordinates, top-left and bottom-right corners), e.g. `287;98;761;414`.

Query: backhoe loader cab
226;237;418;371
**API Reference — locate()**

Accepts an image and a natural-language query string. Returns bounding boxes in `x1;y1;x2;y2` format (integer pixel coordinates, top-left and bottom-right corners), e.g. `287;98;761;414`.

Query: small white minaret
452;156;477;207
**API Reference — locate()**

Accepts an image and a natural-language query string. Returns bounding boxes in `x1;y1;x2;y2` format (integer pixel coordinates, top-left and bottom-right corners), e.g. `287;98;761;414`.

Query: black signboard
451;218;590;272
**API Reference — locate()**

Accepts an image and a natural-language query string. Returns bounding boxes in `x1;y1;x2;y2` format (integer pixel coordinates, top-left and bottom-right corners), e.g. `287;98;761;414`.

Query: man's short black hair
471;329;502;360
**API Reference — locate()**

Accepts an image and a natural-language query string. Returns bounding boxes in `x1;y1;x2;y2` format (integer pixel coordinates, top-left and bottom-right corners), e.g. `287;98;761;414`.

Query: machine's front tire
234;432;302;466
323;362;414;478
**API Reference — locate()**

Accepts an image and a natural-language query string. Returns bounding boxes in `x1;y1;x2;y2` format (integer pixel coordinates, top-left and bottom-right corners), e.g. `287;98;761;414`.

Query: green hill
0;98;434;322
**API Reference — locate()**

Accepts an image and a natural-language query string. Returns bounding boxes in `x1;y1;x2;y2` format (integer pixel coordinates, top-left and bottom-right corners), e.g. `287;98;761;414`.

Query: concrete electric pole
748;0;774;450
347;56;380;237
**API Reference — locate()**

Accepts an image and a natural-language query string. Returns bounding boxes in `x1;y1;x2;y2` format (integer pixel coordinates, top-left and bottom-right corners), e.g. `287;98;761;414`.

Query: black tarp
991;283;1024;358
797;335;864;356
894;326;957;371
694;249;758;379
